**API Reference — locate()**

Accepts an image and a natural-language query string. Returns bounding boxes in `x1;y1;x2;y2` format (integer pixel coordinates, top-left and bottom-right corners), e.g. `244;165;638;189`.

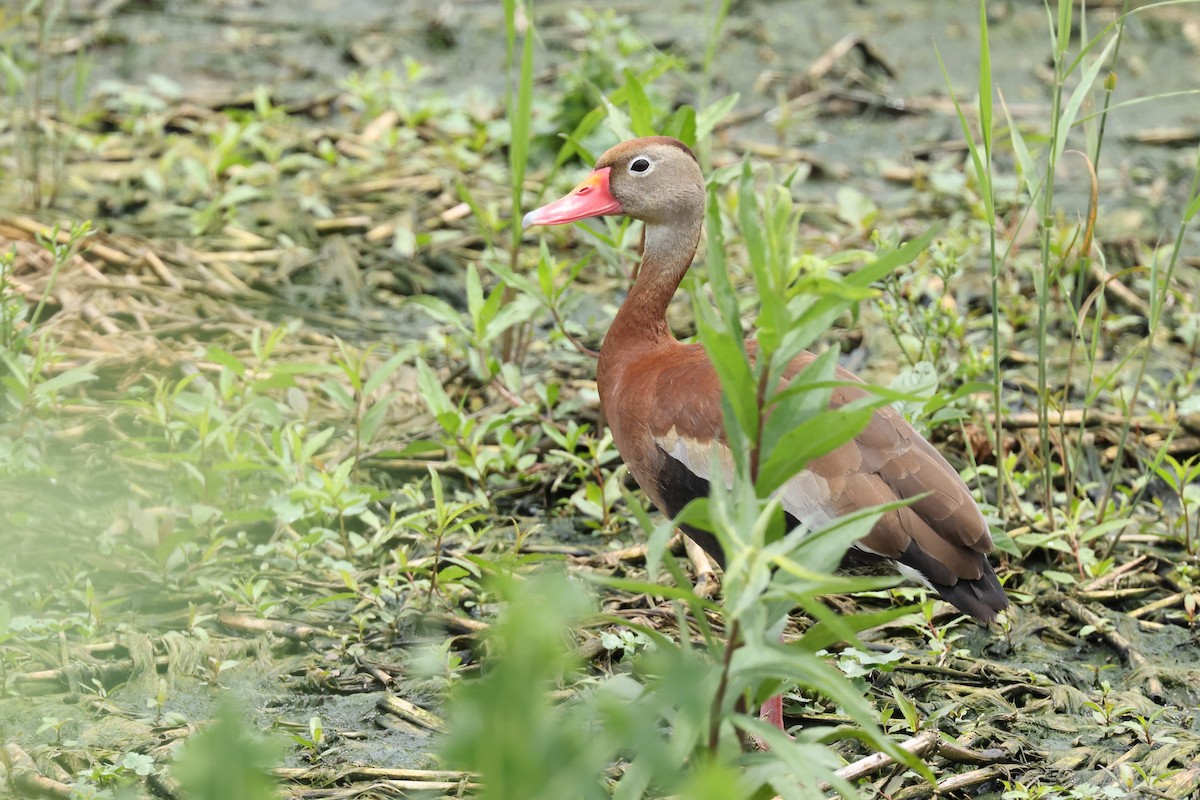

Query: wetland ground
2;1;1200;798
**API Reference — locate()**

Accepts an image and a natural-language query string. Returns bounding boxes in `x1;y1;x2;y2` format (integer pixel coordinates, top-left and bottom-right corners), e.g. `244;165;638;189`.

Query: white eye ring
629;157;652;174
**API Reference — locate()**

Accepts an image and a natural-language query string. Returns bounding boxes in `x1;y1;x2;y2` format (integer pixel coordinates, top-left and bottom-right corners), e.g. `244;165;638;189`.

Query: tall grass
498;0;536;364
942;0;1200;570
0;0;91;209
937;0;1003;519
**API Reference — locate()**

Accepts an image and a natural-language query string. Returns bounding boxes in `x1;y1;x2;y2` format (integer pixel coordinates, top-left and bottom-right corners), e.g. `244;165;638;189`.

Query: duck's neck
602;219;702;356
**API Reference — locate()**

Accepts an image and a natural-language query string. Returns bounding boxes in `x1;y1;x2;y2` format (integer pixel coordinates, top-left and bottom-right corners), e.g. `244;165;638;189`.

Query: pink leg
754;632;796;748
753;693;795;749
760;693;786;731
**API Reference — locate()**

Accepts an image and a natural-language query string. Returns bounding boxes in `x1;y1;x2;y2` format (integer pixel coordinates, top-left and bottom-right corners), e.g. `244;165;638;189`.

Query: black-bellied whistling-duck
523;136;1007;626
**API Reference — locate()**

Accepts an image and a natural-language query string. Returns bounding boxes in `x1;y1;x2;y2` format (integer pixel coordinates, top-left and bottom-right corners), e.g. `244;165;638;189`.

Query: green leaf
796;605;913;655
320;379;355;411
362;346;416;398
486;250;540;297
977;0;993;157
623;69;654;137
1184;187;1200;223
415;359;456;420
1043;569;1077;585
760;348;838;460
438;565;471;584
465;262;484;322
999;89;1039;200
359;400;390;445
775;501;904;577
702;182;739;336
1055;0;1073;58
479;293;540;346
1053;33;1119;165
696;307;757;449
206;346;246;377
408;295;469;334
300;427;336;462
663;105;697;147
755;403;879;496
737;161;767;280
379;439;442;458
32;367;97;397
0;349;30;391
1079;518;1136;543
935;44;992;218
555;106;607;168
696;93;739;140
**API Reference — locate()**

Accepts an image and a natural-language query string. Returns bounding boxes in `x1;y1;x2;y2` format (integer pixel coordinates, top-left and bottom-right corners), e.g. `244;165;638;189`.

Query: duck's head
523;136;705;229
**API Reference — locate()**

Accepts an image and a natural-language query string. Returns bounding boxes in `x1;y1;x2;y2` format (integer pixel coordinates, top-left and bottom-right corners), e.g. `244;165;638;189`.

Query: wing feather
602;341;1006;620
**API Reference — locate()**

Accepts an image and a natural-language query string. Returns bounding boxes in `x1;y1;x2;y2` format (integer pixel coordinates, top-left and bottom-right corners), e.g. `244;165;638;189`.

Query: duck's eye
630;158;651;173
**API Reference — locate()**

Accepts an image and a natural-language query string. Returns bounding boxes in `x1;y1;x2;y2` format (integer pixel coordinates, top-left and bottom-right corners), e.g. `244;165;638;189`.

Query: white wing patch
775;471;835;529
654;426;836;531
893;561;936;589
656;425;735;485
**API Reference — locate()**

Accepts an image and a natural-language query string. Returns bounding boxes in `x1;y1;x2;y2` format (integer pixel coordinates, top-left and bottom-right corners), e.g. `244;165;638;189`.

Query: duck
522;136;1007;722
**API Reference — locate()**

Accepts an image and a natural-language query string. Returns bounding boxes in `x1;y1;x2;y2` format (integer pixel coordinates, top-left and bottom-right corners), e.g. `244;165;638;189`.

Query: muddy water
73;0;1200;228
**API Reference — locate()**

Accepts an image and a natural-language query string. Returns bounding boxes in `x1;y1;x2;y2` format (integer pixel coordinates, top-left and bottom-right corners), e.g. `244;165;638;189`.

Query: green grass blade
999;89;1038;199
555;106;608;168
977;0;993;158
1056;0;1073;56
623;69;654;137
1052;34;1118;165
507;0;535;248
935;44;992;219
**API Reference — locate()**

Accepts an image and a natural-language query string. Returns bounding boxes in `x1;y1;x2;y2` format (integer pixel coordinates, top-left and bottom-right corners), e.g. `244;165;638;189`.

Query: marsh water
80;0;1200;226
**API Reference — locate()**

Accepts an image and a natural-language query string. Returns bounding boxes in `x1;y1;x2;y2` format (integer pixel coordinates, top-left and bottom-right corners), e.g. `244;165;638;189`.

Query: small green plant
0;247;24;352
35;716;73;746
324;339;416;473
201;656;241;688
1080;681;1135;734
288;715;325;757
76;751;155;792
1153;454;1200;554
598;627;649;658
542;424;625;529
146;678;170;724
172;703;283;800
413;357;545;494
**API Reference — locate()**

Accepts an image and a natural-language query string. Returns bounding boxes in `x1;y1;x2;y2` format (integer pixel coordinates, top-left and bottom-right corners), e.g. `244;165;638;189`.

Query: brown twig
423;610;490;635
806;729;943;796
218;612;329;642
892;766;1009;799
1078;554;1154;593
1128;591;1193;620
1059;597;1165;703
707;618;741;753
1003;410;1167;431
273;766;477;788
376;694;446;733
2;743;73;799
